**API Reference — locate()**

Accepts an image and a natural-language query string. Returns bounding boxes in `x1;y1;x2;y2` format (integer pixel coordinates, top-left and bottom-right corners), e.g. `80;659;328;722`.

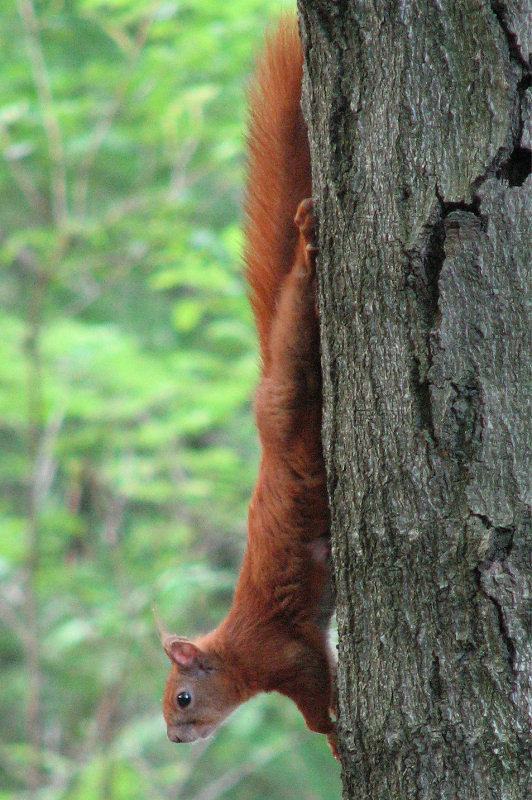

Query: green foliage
0;1;341;798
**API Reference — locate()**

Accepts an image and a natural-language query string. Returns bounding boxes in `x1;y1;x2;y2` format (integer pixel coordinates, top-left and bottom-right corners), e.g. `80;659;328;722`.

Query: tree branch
16;0;68;227
0;123;46;214
72;6;158;218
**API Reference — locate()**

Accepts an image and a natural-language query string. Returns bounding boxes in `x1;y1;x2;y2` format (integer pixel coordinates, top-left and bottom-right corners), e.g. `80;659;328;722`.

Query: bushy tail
243;16;312;371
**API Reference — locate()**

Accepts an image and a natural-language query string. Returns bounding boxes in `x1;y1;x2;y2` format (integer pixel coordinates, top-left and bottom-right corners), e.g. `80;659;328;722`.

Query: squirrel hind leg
294;198;317;276
294;197;316;248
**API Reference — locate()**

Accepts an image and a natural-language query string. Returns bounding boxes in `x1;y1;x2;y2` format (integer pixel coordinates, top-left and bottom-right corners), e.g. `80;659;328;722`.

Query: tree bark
297;1;531;798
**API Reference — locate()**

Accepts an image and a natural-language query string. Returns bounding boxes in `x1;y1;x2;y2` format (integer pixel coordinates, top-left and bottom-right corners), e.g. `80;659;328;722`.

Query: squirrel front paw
327;728;340;761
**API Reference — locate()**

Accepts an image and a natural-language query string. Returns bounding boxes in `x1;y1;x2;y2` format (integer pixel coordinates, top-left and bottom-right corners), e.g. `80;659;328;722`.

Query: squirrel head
162;634;241;744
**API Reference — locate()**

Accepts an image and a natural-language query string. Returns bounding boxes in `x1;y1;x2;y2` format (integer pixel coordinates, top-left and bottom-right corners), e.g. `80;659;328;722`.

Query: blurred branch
73;4;160;219
131;756;169;800
167;737;215;797
101;189;156;228
62;272;101;318
191;739;303;800
90;678;127;751
168;138;199;201
16;0;67;227
32;409;65;515
0;124;46;215
0;591;28;644
19;242;50;791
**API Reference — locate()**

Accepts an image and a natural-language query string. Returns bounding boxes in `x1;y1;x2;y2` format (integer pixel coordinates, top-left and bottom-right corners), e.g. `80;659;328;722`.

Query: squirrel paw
294;197;317;274
327;729;340;761
308;537;331;565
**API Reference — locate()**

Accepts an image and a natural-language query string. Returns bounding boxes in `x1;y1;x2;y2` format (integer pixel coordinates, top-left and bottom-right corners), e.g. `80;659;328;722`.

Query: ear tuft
162;636;213;673
152;606;167;641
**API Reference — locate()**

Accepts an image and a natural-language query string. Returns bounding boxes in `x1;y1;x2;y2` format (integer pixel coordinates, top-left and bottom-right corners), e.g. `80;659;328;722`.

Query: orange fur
162;17;337;759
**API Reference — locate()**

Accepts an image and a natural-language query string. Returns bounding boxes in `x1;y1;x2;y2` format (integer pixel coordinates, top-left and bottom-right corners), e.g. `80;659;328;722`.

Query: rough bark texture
297;1;531;798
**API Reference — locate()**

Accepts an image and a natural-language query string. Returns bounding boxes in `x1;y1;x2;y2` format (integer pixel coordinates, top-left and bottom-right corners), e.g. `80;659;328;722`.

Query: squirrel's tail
243;16;311;371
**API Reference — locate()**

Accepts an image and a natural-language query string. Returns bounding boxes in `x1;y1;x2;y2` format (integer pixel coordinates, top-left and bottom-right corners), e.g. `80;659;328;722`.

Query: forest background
0;1;342;798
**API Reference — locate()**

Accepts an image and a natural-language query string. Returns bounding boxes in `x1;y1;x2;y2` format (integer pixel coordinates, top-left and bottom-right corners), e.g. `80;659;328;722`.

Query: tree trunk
297;1;531;798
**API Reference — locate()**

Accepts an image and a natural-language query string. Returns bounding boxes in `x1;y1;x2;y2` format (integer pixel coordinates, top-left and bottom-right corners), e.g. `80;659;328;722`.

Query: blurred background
0;1;341;798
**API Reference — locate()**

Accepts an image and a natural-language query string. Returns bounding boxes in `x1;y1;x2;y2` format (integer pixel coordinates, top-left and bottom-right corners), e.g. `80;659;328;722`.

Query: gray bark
297;1;531;798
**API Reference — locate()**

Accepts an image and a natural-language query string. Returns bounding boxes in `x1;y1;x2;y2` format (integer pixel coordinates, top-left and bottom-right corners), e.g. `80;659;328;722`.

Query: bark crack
472;512;517;676
496;143;532;186
406;190;484;445
475;565;517;677
436;189;483;224
489;1;529;72
488;2;532;186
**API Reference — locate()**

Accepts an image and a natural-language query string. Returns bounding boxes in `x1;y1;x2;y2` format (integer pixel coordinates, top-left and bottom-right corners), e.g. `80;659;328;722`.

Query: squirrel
161;17;338;760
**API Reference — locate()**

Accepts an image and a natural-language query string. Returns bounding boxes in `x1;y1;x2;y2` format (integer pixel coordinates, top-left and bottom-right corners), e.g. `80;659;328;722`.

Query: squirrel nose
168;731;182;743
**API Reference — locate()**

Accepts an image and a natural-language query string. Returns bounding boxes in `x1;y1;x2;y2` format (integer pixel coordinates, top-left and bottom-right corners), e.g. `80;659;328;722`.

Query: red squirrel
161;18;338;759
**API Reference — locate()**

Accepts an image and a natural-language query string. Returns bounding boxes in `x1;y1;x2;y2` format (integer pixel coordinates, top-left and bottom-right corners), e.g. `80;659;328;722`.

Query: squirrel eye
177;691;192;709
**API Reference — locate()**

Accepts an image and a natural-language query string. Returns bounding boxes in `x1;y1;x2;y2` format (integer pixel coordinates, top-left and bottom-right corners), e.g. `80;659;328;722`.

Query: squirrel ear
163;636;213;673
